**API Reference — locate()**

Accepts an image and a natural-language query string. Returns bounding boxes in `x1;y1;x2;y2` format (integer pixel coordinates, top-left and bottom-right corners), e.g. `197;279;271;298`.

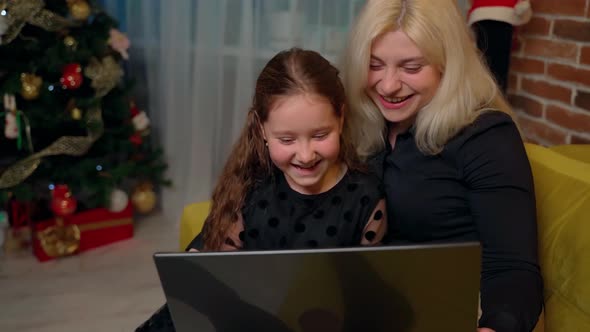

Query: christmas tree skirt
32;202;134;262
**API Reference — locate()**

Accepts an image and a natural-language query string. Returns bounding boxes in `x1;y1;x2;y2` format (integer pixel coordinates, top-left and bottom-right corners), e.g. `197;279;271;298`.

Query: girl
137;48;388;332
197;47;387;251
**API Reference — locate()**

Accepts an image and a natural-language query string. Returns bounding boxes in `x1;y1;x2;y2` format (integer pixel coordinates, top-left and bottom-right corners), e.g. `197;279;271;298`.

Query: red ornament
129;132;143;146
60;63;84;89
130;104;140;117
50;184;78;217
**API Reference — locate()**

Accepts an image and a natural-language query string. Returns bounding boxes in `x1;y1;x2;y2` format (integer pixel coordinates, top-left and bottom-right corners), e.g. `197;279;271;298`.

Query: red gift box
32;202;134;262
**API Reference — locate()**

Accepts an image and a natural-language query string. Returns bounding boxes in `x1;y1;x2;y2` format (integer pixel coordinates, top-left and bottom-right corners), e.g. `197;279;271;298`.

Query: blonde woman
342;0;542;331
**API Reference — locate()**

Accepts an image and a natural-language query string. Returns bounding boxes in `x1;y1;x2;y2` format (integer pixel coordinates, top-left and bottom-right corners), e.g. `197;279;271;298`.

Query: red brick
534;0;587;16
512;35;525;55
523;38;578;61
521;79;572;104
554;19;590;42
546;105;590;132
547;63;590;87
575;90;590;111
518;116;568;144
508;94;544;117
515;114;538;144
510;56;545;74
571;135;590;144
508;74;519;92
522;135;543;145
519;17;551;36
581;46;590;66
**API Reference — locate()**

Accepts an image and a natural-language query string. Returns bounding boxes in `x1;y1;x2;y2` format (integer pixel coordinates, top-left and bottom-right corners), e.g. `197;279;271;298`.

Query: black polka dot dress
236;168;387;250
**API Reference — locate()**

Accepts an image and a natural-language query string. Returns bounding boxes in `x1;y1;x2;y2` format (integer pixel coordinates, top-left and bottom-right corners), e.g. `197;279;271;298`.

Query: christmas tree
0;0;169;219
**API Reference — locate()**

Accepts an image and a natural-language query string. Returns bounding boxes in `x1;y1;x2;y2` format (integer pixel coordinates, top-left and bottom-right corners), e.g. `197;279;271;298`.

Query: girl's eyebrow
270;125;334;135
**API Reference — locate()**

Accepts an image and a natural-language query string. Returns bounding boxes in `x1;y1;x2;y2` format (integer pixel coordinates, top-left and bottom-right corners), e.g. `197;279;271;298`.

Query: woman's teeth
384;95;411;103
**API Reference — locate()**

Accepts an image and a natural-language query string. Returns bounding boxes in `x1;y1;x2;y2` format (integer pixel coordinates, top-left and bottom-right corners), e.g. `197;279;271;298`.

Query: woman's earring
265;141;268;147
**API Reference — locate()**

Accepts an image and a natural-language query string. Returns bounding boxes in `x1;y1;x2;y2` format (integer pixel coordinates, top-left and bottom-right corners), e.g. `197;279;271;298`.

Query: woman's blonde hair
342;0;515;158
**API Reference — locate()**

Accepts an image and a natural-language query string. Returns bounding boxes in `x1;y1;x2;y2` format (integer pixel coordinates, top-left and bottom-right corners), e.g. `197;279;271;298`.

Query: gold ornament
1;0;73;45
70;107;82;120
63;36;78;50
20;73;42;100
84;56;123;97
68;0;91;21
131;182;157;214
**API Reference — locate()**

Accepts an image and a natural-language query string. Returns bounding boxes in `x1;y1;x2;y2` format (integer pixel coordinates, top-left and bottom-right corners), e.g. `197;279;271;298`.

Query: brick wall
508;0;590;145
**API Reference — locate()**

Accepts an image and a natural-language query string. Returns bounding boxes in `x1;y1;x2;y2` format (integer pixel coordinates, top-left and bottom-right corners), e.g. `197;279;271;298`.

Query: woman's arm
459;115;543;332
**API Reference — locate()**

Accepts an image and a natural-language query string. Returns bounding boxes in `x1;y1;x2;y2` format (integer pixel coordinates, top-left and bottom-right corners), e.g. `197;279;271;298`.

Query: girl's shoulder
244;174;276;205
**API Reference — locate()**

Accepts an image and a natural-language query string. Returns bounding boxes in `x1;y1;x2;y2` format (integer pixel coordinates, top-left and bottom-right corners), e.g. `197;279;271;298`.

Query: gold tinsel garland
1;0;74;45
0;1;126;189
0;107;104;189
84;56;123;97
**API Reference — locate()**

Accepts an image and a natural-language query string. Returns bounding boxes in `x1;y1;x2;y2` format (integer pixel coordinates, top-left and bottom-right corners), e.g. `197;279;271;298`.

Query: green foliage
0;1;169;211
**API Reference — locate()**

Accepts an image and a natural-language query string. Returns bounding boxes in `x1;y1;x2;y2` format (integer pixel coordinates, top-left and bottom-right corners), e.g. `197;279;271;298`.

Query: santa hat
468;0;532;26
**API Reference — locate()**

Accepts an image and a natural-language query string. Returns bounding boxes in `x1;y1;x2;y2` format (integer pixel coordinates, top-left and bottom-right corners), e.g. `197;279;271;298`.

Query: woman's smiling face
365;29;441;129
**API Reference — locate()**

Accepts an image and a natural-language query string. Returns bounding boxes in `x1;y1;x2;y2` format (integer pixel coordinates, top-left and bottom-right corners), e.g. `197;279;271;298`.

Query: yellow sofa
179;200;210;251
549;144;590;165
524;143;590;332
179;144;590;332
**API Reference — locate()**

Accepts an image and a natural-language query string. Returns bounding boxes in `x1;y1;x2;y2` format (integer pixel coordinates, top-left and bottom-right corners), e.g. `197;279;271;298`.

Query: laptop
153;242;481;332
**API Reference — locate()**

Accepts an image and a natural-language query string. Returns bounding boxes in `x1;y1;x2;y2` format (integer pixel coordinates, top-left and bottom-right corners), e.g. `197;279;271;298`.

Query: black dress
238;168;386;250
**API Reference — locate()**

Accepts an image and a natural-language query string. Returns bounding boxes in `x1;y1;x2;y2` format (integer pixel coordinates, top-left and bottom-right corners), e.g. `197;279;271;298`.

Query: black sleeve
458;113;543;331
135;304;175;332
185;216;211;251
186;231;205;251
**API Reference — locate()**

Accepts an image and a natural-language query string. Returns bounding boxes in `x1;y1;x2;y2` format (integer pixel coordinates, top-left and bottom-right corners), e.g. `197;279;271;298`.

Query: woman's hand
188;248;199;252
478;328;495;332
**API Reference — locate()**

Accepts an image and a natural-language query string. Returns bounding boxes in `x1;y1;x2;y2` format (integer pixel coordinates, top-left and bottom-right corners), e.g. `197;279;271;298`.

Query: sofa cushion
525;143;590;331
179;201;211;250
550;144;590;165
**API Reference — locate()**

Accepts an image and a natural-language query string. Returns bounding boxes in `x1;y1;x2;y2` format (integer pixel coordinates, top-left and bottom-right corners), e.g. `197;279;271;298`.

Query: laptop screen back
154;243;481;332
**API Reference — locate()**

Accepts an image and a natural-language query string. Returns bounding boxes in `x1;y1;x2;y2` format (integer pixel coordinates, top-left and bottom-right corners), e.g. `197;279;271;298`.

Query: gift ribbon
77;217;133;232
